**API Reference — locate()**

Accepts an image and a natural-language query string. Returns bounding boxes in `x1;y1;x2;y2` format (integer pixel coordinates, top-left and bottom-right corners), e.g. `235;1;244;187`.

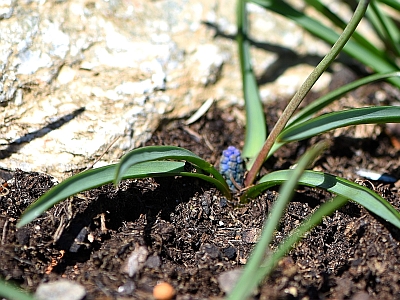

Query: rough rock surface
0;0;338;179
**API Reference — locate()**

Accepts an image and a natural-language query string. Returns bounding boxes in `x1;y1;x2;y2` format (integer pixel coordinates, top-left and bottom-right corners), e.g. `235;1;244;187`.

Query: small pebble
145;255;161;269
219;197;227;208
153;282;175;300
241;228;261;244
223;246;237;260
35;279;86;300
217;269;243;294
201;243;222;259
117;280;135;295
120;246;149;277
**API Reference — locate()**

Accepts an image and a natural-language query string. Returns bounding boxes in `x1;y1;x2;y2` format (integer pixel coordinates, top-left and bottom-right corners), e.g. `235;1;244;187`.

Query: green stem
244;0;371;187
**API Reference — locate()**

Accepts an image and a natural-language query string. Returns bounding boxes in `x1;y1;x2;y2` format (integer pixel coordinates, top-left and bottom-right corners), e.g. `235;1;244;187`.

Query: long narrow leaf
244;0;370;186
250;0;400;88
178;172;235;197
242;170;400;229
368;1;400;56
228;142;328;300
0;280;36;300
379;0;400;11
287;72;400;127
254;195;349;287
114;146;231;197
305;0;383;58
278;106;400;143
17;161;186;228
237;0;267;161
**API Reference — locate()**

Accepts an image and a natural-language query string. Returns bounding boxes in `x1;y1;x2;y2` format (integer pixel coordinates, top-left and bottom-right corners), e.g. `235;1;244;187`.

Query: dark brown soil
1;69;400;300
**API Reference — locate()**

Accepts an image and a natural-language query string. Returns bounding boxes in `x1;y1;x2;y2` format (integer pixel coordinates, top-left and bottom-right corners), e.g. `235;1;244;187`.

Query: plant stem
244;0;370;187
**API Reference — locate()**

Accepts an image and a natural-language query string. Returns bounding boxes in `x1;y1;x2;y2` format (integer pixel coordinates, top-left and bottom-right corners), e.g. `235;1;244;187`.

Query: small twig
85;136;120;170
53;215;66;243
185;98;214;125
203;135;214;152
181;125;202;143
1;219;8;245
100;213;107;233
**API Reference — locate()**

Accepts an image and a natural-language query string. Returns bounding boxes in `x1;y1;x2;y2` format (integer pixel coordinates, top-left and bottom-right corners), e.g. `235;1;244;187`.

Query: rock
0;0;341;179
117;280;135;295
241;228;261;244
145;254;162;269
217;269;243;294
35;279;86;300
223;246;237;260
120;245;149;277
200;243;222;259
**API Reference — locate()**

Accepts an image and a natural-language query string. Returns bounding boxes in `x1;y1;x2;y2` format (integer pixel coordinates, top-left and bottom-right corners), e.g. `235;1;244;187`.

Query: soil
1;68;400;300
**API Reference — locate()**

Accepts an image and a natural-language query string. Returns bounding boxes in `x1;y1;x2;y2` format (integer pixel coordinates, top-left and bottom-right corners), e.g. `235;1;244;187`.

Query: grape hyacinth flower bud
219;146;244;192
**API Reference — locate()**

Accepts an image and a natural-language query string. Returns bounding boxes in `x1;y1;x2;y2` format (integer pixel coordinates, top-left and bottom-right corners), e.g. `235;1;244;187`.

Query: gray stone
217;269;243;294
121;245;149;277
35;279;86;300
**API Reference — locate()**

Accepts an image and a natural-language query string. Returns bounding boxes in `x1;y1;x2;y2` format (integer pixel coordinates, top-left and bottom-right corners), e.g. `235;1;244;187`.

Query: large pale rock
0;0;337;179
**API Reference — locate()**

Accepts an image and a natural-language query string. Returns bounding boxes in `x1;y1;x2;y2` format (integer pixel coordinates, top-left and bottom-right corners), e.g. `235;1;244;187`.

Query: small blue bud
220;156;229;164
219;146;244;192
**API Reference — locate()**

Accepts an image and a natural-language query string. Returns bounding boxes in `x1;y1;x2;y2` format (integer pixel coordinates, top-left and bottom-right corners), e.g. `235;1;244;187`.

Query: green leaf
367;1;400;56
18;146;234;228
114;146;231;197
263;73;400;160
253;195;349;290
242;170;400;229
379;0;400;11
250;0;400;88
278;106;400;143
237;0;267;161
228;141;329;300
304;0;383;58
0;279;37;300
177;171;235;198
243;0;370;186
17;161;185;228
287;72;400;127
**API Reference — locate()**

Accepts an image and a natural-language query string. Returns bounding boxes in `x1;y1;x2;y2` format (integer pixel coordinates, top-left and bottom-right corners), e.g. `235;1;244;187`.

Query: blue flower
219;146;244;192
